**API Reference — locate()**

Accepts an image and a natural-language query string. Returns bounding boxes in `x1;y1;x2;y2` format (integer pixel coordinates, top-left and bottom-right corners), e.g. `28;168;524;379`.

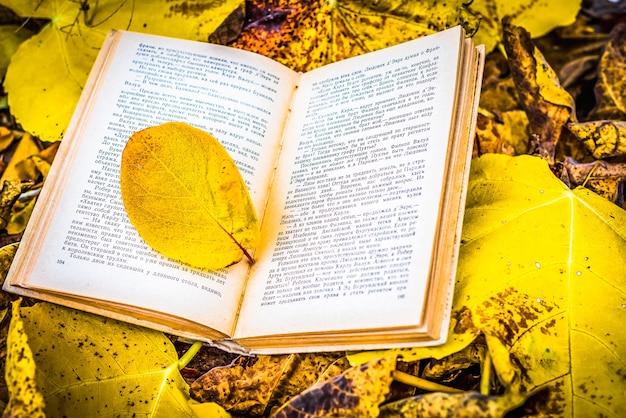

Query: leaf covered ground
0;0;625;417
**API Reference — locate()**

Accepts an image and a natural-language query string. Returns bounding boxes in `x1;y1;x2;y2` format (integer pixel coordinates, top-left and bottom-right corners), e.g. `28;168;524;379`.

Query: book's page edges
420;40;485;342
234;26;467;340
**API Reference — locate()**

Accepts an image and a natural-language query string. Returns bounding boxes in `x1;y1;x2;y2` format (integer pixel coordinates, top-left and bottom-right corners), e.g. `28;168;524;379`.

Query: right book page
234;26;470;340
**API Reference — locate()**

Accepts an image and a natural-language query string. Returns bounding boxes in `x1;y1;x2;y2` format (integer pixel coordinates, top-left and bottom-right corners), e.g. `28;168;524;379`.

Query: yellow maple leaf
120;122;259;270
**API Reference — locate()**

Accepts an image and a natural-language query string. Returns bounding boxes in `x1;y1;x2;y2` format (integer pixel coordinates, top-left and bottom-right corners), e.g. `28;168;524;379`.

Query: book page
11;31;298;334
235;27;464;339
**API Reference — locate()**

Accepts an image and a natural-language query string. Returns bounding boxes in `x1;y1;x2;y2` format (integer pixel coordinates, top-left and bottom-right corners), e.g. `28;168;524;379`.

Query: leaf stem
480;350;492;395
392;370;464;393
178;341;203;370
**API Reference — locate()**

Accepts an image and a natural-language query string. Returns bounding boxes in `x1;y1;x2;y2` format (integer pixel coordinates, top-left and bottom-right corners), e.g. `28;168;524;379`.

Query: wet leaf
120;122;259;270
567;120;626;159
560;157;626;206
468;0;581;53
272;355;396;418
231;0;479;73
3;299;46;418
2;0;243;141
588;22;626;120
378;390;525;418
502;18;576;164
13;300;195;416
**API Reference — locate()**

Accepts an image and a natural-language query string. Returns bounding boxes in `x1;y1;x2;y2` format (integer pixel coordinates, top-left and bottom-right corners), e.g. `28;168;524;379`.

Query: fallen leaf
190;354;295;416
0;126;16;153
560;157;626;206
209;1;246;44
588;22;626;120
6;194;37;235
189;400;233;417
378;390;525;418
502;18;576;164
0;180;26;230
0;25;34;77
421;339;485;383
3;299;46;418
231;0;479;72
468;0;581;53
3;0;243;141
451;154;626;416
567;120;626;159
272;355;396;417
188;351;347;416
350;154;626;415
120;122;259;270
13;300;195;416
473;110;528;157
0;131;42;183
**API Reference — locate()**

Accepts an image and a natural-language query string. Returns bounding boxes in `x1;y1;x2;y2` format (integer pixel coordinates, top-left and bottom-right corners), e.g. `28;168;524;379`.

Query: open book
4;26;483;354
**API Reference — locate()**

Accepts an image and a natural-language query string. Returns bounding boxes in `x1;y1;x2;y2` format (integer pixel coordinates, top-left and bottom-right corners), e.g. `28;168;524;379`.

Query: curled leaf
567;120;626;159
502;18;576;164
191;354;294;416
560;157;626;206
120;122;259;270
588;22;626;120
272;355;396;417
378;390;526;418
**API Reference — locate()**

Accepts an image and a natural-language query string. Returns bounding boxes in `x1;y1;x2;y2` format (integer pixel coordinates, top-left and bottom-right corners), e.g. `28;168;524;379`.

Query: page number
57;259;65;265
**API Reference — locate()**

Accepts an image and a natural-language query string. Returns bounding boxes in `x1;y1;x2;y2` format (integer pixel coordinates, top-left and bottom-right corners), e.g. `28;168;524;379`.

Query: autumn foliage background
0;0;625;417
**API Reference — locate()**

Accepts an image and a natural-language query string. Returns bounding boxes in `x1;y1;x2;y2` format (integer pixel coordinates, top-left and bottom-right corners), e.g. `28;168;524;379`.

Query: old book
4;26;484;354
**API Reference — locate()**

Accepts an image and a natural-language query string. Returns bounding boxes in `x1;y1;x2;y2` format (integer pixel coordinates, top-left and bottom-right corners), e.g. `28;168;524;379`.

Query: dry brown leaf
272;355;396;418
567;120;626;159
588;22;626;120
560;157;626;206
502;18;576;164
190;355;294;416
231;0;479;73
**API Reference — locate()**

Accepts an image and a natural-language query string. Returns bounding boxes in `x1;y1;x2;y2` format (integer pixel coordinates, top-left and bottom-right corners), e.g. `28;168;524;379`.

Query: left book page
4;31;299;337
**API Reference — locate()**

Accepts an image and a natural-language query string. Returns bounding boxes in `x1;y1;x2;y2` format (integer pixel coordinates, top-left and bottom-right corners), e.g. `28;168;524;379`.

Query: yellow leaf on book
120;122;259;270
